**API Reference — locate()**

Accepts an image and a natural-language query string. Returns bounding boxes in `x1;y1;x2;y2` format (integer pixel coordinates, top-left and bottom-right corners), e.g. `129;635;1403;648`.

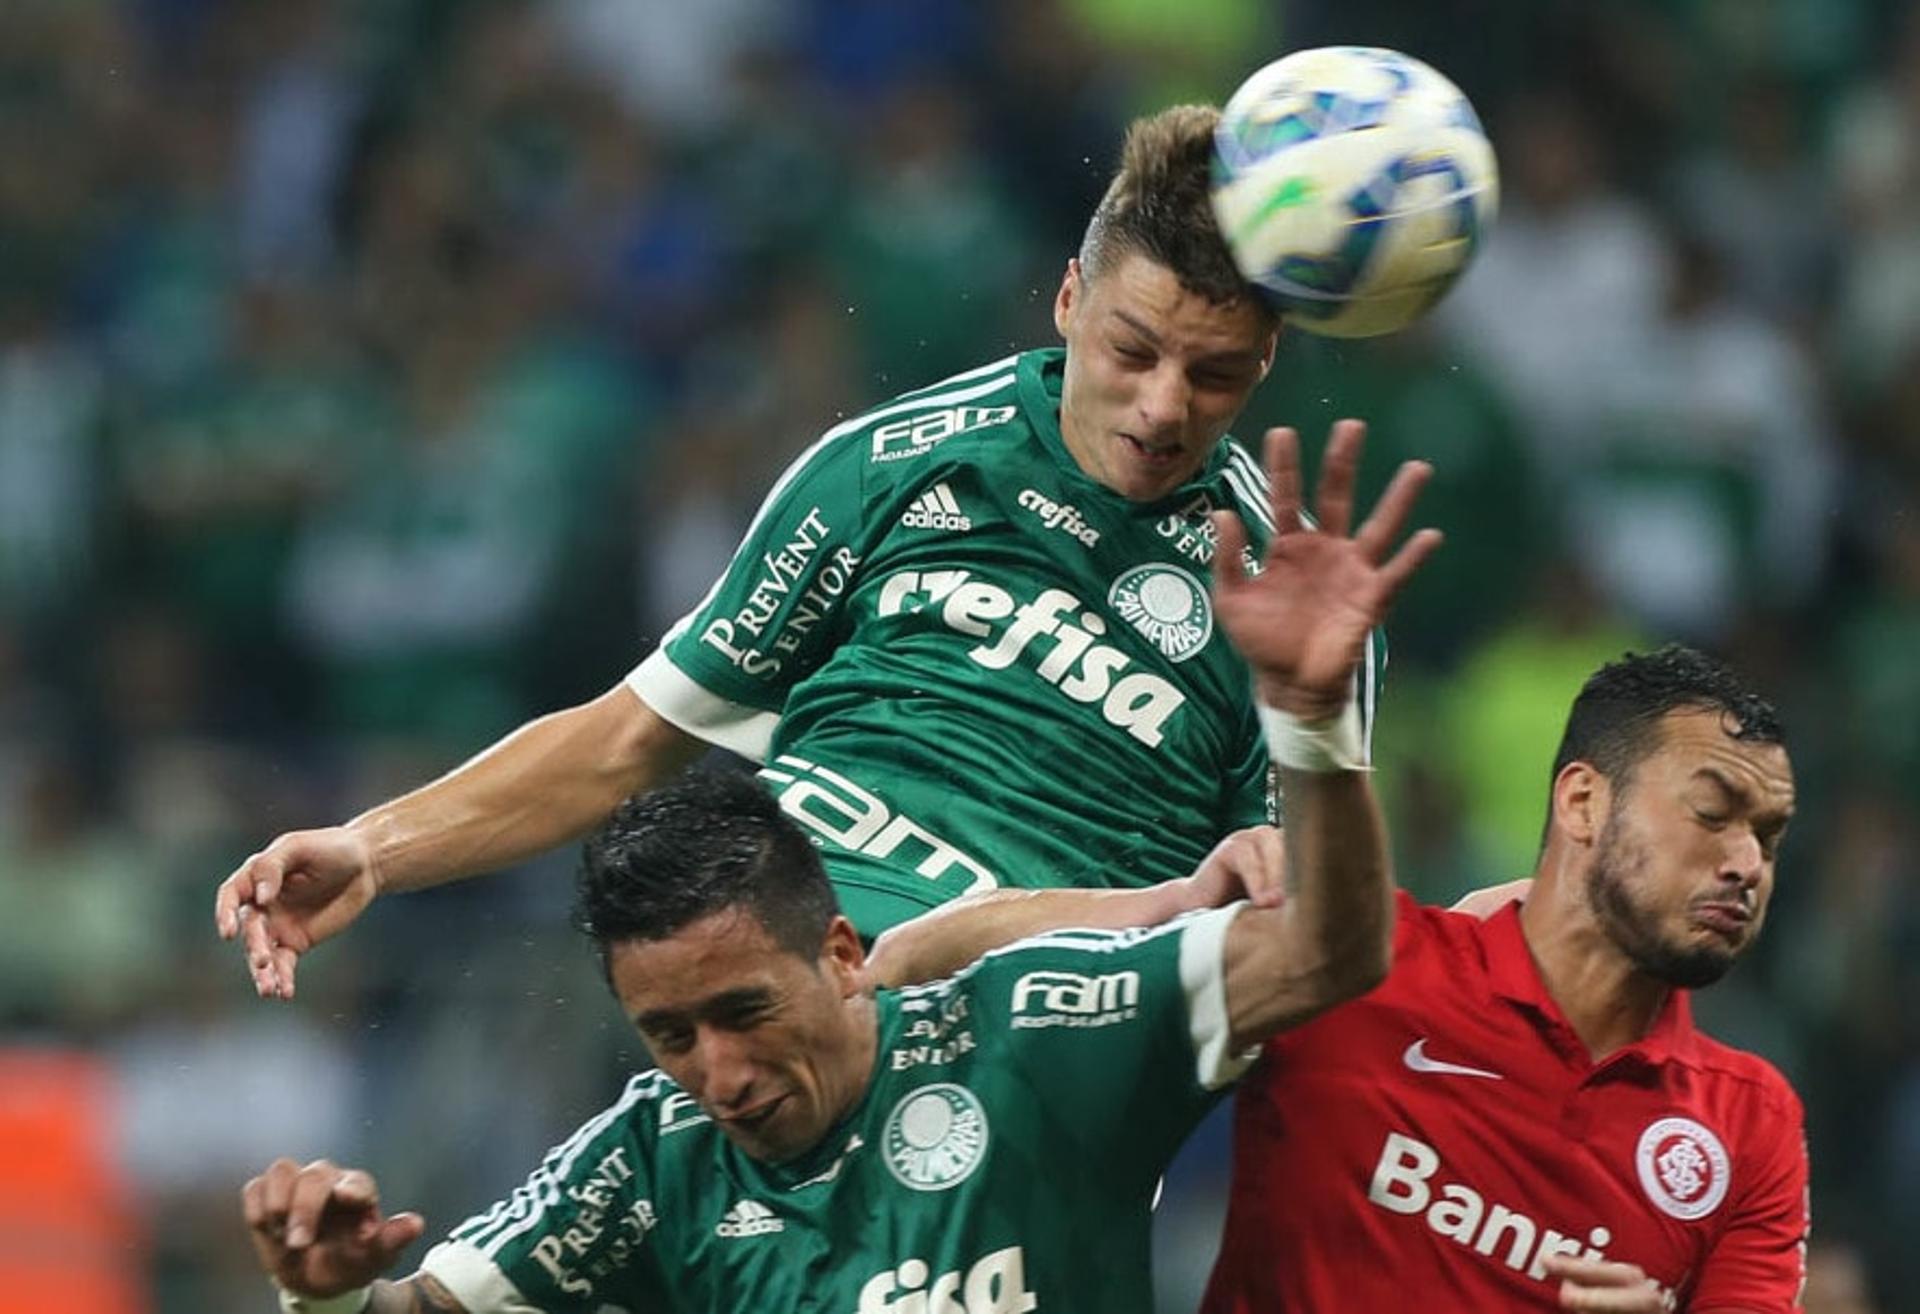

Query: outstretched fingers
1310;419;1366;539
1376;527;1445;603
1352;459;1434;562
1261;427;1304;535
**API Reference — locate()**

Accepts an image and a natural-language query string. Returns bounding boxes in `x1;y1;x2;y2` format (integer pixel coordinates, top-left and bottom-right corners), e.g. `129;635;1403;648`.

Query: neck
824;991;881;1124
1518;866;1672;1062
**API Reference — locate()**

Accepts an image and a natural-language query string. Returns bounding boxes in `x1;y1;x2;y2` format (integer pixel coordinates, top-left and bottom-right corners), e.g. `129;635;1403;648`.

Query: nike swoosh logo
1403;1038;1504;1080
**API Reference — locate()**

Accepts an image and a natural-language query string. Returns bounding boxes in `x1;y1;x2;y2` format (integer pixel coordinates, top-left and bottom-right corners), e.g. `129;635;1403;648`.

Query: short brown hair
1079;105;1275;324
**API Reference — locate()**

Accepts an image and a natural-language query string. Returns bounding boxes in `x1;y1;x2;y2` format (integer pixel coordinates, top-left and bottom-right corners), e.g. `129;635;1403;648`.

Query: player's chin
1656;933;1742;989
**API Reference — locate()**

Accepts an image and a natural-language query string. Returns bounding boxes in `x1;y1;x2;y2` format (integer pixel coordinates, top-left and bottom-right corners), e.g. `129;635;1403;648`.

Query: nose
1137;363;1191;432
1720;827;1766;890
691;1025;758;1111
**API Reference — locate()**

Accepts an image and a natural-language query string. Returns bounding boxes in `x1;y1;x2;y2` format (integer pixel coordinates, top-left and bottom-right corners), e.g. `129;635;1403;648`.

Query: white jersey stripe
1220;465;1277;535
456;1074;659;1257
1224;445;1278;532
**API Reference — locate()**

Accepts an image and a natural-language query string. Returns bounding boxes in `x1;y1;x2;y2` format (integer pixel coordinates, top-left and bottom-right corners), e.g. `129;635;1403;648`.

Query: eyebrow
1692;767;1794;820
635;986;775;1032
1110;310;1266;369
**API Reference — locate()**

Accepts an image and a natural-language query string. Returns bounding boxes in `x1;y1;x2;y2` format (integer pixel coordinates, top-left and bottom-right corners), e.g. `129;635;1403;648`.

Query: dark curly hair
1549;645;1785;796
1079;104;1276;324
574;771;839;981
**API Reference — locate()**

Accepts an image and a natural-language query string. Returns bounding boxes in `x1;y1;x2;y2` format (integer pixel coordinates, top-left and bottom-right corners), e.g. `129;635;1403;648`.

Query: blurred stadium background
0;0;1913;1309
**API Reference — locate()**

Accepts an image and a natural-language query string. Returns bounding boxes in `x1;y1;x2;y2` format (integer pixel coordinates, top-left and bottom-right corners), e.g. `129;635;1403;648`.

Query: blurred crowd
0;0;1915;1309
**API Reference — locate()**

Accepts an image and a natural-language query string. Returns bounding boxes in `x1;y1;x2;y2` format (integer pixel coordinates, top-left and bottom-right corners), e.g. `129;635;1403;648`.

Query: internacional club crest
883;1084;989;1192
1634;1116;1730;1220
1108;564;1214;664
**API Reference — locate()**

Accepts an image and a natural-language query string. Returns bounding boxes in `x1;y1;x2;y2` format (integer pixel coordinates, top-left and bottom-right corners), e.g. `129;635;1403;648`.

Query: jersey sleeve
1688;1084;1810;1313
964;905;1251;1183
417;1075;669;1314
626;424;874;761
1223;699;1277;830
1224;627;1382;832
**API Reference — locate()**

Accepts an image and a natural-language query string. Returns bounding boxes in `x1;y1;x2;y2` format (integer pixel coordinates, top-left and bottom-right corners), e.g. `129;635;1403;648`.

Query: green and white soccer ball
1211;46;1498;339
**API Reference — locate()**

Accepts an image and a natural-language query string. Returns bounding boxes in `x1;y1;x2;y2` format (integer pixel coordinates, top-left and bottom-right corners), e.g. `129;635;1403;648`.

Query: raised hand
1212;420;1441;719
1543;1254;1672;1312
215;827;382;1000
243;1157;425;1299
1181;826;1289;910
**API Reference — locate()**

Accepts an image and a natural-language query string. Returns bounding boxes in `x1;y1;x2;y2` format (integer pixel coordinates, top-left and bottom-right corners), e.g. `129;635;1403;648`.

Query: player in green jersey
240;434;1441;1313
217;104;1384;992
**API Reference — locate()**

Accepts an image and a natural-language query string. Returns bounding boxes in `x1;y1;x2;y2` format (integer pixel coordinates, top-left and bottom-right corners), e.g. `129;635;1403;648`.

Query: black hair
574;771;838;979
1549;644;1785;798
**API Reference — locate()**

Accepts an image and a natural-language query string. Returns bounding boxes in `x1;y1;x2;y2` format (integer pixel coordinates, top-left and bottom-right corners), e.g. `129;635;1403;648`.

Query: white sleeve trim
1178;902;1259;1090
625;649;778;763
417;1240;545;1313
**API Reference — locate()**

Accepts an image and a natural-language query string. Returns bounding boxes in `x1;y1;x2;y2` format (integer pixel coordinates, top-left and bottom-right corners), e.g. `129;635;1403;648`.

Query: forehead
1083;252;1273;357
609;909;798;1016
1642;709;1794;809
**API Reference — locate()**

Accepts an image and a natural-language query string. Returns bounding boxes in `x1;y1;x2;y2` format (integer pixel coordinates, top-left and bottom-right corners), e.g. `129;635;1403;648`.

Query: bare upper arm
600;681;707;788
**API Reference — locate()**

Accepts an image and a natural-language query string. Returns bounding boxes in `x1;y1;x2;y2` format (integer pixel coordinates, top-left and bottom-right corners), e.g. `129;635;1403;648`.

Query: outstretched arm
1212;421;1439;1050
216;684;704;999
866;826;1290;989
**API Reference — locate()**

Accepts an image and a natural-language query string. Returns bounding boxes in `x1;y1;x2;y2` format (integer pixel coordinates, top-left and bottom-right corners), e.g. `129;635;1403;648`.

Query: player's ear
820;916;867;998
1552;762;1607;847
1054;259;1083;336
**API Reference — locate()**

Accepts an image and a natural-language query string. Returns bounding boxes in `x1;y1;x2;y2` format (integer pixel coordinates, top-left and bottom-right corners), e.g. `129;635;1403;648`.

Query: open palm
1213;421;1441;719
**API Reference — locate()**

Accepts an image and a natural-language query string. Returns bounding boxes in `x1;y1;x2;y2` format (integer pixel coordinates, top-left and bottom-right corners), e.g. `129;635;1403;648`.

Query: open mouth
1120;432;1183;466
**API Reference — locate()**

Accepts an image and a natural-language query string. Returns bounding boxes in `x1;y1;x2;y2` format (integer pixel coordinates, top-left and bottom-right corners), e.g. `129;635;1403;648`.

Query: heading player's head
1543;646;1793;988
1055;104;1279;503
576;771;872;1163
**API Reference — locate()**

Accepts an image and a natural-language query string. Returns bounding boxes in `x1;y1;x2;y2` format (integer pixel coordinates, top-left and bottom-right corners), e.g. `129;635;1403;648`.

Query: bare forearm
366;1274;468;1314
1226;768;1393;1046
351;685;702;894
869;882;1201;988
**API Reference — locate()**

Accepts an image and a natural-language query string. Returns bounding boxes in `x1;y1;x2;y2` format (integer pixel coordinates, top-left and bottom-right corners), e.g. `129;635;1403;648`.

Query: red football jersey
1202;892;1808;1313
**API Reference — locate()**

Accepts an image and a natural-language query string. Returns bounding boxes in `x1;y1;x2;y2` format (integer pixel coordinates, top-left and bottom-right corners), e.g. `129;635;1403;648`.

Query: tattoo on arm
367;1275;470;1314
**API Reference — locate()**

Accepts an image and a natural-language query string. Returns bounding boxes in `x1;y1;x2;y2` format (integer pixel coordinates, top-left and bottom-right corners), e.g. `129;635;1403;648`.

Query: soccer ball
1211;47;1497;339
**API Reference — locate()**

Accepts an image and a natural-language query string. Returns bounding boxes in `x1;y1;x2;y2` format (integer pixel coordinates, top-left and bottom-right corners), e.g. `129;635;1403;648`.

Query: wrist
276;1284;372;1314
342;817;391;896
1258;698;1368;774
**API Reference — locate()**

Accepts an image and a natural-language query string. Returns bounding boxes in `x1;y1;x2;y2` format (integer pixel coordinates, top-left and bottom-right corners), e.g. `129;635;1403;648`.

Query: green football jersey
630;349;1380;934
419;907;1250;1313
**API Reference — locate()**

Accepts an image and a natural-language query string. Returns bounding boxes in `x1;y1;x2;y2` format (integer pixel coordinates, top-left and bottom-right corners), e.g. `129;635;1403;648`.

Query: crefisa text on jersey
876;571;1186;747
856;1246;1039;1314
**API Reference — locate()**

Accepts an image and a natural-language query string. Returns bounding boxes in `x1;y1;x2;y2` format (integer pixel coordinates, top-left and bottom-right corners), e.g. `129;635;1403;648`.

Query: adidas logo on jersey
901;483;974;532
715;1199;784;1238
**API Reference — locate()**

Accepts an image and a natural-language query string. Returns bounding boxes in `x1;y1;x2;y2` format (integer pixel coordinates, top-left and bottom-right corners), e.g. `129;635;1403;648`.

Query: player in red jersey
872;645;1807;1313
